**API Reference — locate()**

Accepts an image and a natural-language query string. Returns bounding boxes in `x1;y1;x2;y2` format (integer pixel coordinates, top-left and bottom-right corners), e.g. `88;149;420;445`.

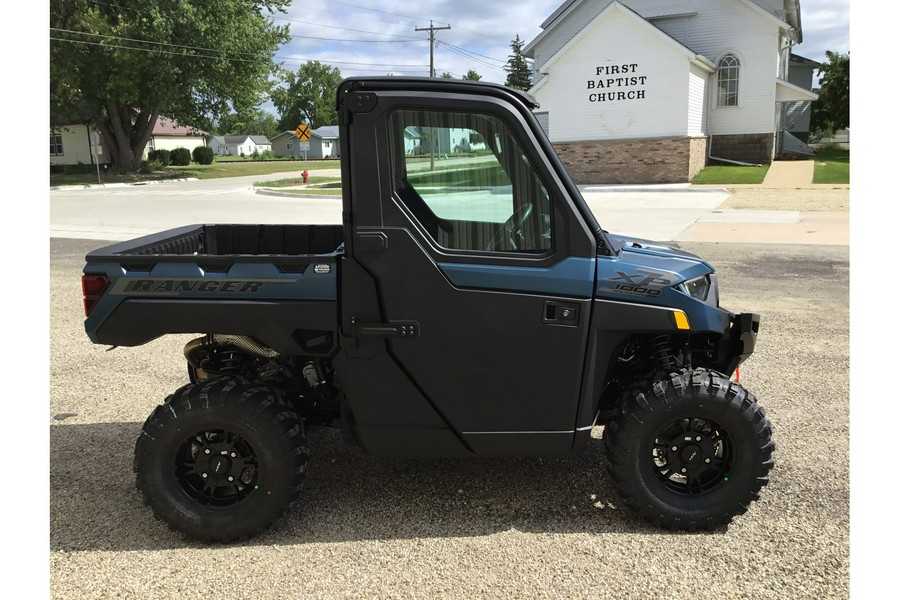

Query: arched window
717;54;740;107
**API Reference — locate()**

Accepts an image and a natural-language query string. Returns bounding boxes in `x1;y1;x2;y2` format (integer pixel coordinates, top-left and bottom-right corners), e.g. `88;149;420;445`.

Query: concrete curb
50;178;199;191
254;188;341;199
255;183;733;197
580;184;729;193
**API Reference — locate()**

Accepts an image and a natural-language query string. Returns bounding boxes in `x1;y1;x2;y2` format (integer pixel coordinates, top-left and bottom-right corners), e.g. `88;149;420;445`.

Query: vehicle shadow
50;421;710;552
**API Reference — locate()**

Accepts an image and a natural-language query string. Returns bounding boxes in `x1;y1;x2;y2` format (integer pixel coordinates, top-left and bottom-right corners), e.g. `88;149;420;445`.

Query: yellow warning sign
295;123;311;141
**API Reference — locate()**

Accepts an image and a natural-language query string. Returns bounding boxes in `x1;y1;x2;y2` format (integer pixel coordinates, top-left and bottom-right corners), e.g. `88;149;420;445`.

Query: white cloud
266;0;850;114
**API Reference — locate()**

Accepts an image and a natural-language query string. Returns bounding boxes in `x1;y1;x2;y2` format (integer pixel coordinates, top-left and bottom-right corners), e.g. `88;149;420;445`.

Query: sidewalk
677;160;849;245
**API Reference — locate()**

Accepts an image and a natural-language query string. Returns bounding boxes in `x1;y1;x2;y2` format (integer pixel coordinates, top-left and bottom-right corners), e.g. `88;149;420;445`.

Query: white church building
524;0;818;183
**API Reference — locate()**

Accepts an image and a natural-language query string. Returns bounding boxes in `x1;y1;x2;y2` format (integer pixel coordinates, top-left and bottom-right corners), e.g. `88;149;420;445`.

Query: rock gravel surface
49;236;849;599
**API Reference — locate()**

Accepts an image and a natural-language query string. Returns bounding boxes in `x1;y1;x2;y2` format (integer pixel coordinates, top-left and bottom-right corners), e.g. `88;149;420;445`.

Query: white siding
687;64;709;136
530;0;788;137
152;135;206;152
533;7;694;142
650;0;783;134
783;101;810;133
50;124;109;166
531;0;613;73
534;111;550;136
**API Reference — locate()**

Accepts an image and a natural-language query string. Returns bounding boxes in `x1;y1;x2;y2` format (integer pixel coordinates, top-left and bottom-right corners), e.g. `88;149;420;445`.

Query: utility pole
415;20;451;78
415;20;451;171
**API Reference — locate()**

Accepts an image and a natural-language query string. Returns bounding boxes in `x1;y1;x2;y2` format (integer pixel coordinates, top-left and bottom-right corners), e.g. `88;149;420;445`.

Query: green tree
810;51;850;136
463;70;482;81
504;34;532;91
272;61;343;131
440;72;454;79
216;108;279;139
50;0;291;172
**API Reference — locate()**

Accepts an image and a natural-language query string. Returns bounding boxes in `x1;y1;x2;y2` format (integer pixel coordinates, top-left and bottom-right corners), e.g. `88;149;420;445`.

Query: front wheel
134;378;309;542
604;369;774;530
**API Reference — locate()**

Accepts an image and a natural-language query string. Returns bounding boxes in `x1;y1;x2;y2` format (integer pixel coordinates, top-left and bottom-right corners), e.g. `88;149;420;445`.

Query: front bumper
722;312;760;375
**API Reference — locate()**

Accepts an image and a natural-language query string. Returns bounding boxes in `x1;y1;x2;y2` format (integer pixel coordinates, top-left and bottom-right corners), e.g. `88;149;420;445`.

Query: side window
389;109;552;254
50;132;64;156
717;53;740;107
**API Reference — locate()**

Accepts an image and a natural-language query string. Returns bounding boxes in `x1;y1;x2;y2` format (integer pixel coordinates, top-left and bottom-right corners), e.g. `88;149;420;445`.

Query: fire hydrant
302;170;309;184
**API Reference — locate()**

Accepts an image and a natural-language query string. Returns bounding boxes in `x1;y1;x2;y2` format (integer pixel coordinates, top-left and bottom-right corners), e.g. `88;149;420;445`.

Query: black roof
336;77;539;110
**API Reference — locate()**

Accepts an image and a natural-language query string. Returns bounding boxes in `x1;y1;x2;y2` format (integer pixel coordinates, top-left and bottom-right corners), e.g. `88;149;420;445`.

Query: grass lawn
812;147;849;184
691;164;769;185
51;159;340;186
254;176;341;188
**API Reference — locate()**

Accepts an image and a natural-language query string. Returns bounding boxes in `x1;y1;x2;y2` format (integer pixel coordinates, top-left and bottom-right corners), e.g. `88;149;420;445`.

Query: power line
437;39;506;64
322;0;427;22
272;14;422;40
50;35;430;72
436;41;505;72
291;34;420;43
415;20;451;78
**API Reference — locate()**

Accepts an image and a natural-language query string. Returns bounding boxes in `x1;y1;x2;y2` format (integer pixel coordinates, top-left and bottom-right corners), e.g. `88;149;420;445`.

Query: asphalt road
49;237;849;599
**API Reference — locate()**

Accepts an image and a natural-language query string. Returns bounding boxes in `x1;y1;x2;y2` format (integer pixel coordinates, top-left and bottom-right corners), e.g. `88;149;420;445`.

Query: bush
148;149;171;167
140;160;162;174
192;145;214;165
259;149;275;160
170;147;191;166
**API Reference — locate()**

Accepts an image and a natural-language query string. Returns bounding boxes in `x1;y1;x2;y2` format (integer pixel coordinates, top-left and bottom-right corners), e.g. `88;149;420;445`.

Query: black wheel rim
650;417;733;495
173;429;259;508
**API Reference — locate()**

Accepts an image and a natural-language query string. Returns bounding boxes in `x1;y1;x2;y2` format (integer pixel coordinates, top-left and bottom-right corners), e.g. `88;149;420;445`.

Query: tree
810;51;850;136
216;108;279;139
504;34;532;91
463;70;482;81
50;0;291;172
440;72;454;79
272;61;343;132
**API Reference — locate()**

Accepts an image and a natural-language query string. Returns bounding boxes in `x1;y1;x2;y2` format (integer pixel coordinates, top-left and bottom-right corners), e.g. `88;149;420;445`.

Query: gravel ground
49;238;849;599
718;188;849;212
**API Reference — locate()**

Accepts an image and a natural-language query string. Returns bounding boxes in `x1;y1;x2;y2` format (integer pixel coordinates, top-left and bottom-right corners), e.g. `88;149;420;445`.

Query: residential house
208;135;272;156
271;126;341;160
146;116;208;154
50;124;109;167
524;0;818;183
51;115;208;167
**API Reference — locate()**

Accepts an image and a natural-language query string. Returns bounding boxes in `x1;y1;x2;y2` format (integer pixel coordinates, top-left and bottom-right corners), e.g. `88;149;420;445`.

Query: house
50;123;110;167
524;0;819;183
51;115;208;167
146;117;208;154
271;126;341;160
400;126;488;156
208;135;272;156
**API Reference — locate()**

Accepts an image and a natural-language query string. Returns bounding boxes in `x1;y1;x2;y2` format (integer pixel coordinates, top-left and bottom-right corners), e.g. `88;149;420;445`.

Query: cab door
337;85;599;456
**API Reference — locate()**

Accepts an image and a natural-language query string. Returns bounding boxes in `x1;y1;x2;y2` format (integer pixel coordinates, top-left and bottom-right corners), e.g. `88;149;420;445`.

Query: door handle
352;320;419;338
543;301;579;326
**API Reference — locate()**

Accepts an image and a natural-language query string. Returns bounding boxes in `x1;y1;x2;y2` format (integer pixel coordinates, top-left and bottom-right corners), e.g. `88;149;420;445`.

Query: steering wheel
487;203;533;251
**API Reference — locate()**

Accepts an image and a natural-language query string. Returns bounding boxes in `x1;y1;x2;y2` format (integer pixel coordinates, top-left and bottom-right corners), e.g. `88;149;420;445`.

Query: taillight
82;274;110;317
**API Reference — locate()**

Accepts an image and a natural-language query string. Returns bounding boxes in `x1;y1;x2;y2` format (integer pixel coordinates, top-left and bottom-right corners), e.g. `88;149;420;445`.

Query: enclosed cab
83;78;772;542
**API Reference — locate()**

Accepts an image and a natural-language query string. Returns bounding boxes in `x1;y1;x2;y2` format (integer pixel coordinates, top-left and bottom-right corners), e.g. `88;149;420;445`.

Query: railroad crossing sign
295;123;311;141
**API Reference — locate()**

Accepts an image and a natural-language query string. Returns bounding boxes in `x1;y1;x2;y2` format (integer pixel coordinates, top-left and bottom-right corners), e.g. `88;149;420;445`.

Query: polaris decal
605;269;672;297
112;278;295;296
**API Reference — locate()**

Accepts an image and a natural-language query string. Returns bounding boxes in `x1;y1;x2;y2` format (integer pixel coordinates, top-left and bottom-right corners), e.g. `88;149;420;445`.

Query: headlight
678;274;718;306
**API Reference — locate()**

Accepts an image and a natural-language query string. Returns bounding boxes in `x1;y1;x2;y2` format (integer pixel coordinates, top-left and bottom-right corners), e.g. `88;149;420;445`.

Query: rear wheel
604;369;773;530
134;378;308;542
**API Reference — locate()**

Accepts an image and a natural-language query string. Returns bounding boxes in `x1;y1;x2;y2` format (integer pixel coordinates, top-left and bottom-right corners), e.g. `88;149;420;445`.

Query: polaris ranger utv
82;78;772;542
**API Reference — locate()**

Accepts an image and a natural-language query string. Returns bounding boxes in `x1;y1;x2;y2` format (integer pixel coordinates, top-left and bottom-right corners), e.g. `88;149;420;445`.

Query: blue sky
268;0;850;86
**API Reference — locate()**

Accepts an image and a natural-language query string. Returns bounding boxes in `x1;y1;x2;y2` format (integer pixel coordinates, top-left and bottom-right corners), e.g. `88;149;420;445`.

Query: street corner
676;210;849;245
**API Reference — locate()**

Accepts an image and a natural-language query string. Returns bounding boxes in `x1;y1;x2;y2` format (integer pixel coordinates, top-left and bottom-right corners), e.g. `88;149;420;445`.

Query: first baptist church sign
586;63;647;102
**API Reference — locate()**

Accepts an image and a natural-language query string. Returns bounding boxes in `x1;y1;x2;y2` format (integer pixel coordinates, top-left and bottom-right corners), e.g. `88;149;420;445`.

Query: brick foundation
552;136;708;184
708;133;773;165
